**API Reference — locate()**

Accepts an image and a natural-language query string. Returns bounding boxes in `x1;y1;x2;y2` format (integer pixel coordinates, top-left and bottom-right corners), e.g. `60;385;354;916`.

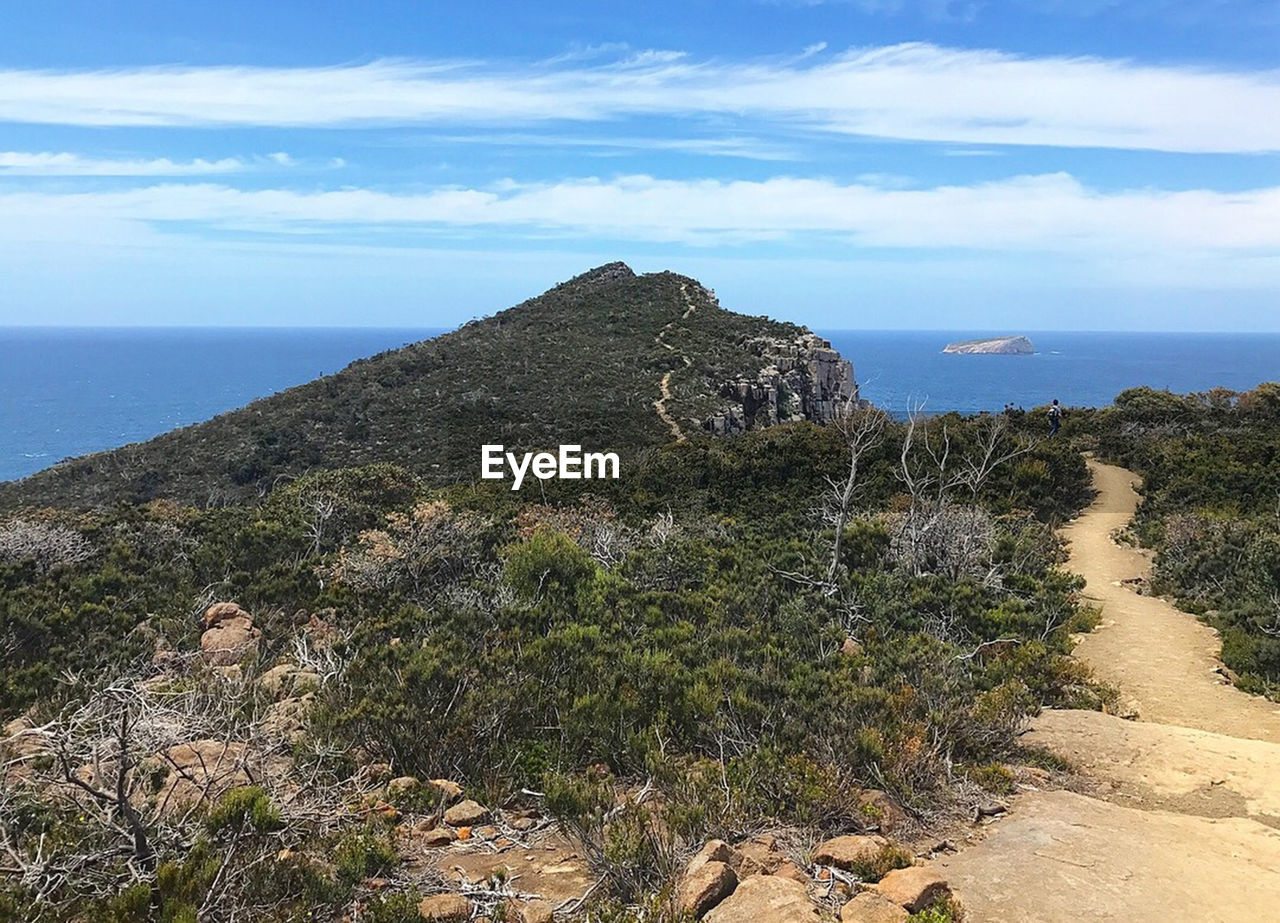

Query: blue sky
1;0;1278;330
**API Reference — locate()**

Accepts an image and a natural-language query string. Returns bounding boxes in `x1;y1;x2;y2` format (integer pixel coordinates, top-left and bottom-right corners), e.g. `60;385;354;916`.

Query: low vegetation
1;409;1093;920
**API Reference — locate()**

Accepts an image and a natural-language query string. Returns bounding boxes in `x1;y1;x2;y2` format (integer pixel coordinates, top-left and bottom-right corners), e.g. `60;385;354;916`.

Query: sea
2;327;1279;483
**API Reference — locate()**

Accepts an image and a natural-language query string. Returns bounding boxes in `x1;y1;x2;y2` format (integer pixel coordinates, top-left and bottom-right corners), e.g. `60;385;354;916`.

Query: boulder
388;776;421;796
735;834;786;875
874;867;950;912
688;839;738;875
3;716;32;737
258;663;320;698
428;778;465;802
259;694;312;742
841;638;864;657
444;798;490;827
417;893;472;921
773;860;809;885
679;859;738;918
703;875;819;923
840;891;909;923
145;740;258;811
812;835;888;871
203;601;250;630
505;899;555;923
1;716;47;762
419;827;457;848
199;603;260;667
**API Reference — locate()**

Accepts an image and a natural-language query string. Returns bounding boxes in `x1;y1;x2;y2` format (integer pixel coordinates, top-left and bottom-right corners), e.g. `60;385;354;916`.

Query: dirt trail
652;283;696;443
1064;460;1280;741
934;458;1280;921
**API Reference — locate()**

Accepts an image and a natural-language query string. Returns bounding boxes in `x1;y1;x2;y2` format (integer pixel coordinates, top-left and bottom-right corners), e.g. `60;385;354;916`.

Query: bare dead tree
956;414;1037;501
52;695;155;872
0;519;94;573
891;406;1031;584
1261;593;1280;638
825;402;888;585
2;661;378;920
297;484;337;557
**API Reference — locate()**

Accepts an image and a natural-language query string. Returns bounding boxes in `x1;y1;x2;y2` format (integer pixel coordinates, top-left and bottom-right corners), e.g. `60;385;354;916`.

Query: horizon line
3;324;1280;336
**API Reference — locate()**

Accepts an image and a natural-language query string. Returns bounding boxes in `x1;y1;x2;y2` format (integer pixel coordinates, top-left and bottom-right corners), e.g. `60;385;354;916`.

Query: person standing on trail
1048;399;1063;437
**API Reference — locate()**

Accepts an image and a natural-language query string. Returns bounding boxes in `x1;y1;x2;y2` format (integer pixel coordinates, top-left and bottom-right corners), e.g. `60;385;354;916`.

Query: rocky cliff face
704;333;859;435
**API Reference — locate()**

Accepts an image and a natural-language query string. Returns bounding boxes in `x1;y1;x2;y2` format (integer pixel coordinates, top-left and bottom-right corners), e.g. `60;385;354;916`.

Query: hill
0;263;856;510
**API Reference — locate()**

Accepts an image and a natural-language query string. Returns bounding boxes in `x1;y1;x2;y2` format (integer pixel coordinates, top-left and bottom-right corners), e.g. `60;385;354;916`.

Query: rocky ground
927;460;1280;922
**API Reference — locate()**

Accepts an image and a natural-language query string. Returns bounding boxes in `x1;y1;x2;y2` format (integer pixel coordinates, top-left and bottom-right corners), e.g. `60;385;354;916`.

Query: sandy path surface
1063;460;1280;741
937;458;1280;921
937;790;1280;923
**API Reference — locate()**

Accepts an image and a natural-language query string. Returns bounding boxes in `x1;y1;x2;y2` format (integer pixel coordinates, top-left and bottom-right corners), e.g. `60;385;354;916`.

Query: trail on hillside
933;458;1280;922
652;284;696;443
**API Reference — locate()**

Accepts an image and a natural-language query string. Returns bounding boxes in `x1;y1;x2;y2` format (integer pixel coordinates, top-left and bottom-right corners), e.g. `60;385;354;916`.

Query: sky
1;0;1278;331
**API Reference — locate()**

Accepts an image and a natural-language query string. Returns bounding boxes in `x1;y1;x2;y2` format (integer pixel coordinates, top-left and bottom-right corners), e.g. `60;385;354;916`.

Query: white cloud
432;132;799;161
0;151;249;176
2;45;1279;152
0;151;318;175
2;174;1278;266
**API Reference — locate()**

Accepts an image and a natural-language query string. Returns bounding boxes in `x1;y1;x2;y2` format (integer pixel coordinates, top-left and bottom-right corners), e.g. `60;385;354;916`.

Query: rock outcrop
812;834;888;870
417;893;472;921
199;602;261;667
443;798;490;827
874;866;951;912
703;875;820;922
840;891;909;922
679;858;738;918
705;334;858;435
942;335;1034;355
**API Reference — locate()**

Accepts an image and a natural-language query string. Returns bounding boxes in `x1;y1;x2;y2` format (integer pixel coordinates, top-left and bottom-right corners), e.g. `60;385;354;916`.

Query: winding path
934;458;1280;922
1064;460;1280;742
652;283;696;443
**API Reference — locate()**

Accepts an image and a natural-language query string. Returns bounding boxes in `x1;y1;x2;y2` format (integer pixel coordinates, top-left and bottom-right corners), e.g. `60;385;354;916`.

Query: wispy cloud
771;0;1280;26
3;174;1278;261
0;151;251;176
0;151;318;176
431;133;800;161
2;45;1279;152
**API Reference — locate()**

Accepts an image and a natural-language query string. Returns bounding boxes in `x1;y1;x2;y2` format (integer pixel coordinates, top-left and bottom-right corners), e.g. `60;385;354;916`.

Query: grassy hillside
0;264;814;511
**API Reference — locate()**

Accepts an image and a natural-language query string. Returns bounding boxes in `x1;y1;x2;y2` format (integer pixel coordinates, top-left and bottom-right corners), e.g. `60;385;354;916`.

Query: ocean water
2;327;1278;483
827;331;1280;417
0;327;442;483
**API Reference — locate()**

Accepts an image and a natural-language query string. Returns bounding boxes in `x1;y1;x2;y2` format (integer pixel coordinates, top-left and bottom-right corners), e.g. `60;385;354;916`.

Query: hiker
1048;399;1062;437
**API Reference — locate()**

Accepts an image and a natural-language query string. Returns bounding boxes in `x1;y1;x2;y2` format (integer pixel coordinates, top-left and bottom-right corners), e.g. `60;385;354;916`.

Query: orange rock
812;835;889;871
874;867;950;912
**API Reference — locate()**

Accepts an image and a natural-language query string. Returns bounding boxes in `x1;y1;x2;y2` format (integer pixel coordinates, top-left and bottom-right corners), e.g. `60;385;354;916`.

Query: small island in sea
942;334;1035;355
